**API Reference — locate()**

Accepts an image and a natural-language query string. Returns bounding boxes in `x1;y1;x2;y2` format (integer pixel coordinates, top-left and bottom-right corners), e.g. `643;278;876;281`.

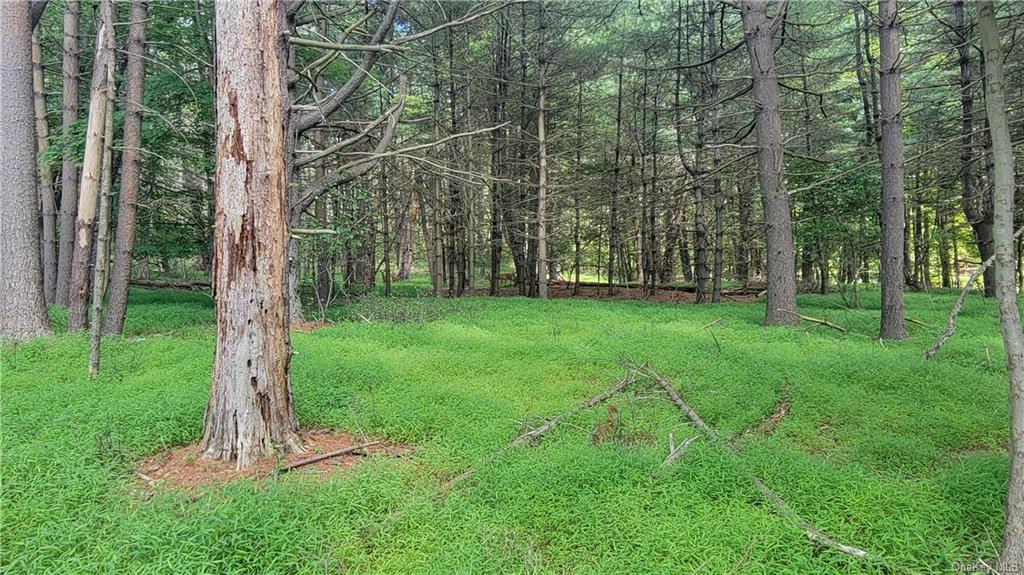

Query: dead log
630;364;871;559
129;278;211;291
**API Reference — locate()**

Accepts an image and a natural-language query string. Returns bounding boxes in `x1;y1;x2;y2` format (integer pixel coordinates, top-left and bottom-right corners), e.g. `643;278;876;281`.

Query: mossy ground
1;280;1017;573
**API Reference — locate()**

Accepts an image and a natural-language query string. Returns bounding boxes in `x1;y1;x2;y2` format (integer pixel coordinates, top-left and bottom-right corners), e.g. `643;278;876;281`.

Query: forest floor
1;280;1018;573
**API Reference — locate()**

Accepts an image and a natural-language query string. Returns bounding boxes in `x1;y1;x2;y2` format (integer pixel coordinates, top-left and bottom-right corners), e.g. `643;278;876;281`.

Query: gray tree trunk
535;0;548;300
201;0;301;470
0;0;51;340
105;0;147;335
56;0;80;306
740;0;799;326
89;72;116;377
877;0;906;339
32;29;58;304
978;1;1024;568
953;0;996;298
67;0;115;331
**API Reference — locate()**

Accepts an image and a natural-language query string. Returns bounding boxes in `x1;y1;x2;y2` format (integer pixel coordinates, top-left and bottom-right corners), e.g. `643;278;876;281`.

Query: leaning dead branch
630;364;871;559
925;226;1023;360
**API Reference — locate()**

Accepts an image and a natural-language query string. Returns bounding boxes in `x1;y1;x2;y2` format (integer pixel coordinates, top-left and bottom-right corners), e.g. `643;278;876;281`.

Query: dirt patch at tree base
137;428;413;490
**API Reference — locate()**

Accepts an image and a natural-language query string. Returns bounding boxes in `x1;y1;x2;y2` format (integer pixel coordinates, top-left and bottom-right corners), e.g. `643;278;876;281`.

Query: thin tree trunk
105;0;147;334
608;56;623;296
32;29;58;304
1;0;51;340
953;0;995;298
740;0;799;326
89;73;116;377
978;2;1024;567
56;0;80;306
708;0;724;303
201;0;301;470
877;0;906;340
67;0;115;331
535;0;548;300
573;83;583;296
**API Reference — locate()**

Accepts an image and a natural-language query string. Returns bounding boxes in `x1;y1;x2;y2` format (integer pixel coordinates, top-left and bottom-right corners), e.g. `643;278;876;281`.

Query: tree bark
67;0;115;331
0;0;51;340
877;0;906;340
32;28;58;305
953;0;995;298
608;56;624;296
56;0;80;306
740;0;799;325
978;2;1024;567
201;0;301;470
105;0;148;335
89;71;116;377
535;0;548;300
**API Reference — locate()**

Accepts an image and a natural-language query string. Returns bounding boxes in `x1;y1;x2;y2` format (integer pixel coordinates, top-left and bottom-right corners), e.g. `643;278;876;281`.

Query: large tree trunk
105;0;147;335
978;2;1024;567
877;0;906;340
201;0;301;470
56;0;80;306
740;0;798;326
32;29;58;305
0;0;51;340
67;0;115;331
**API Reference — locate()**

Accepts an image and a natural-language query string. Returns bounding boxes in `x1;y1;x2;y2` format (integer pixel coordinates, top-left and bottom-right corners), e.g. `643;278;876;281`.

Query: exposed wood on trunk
89;76;116;378
201;0;302;470
67;0;116;331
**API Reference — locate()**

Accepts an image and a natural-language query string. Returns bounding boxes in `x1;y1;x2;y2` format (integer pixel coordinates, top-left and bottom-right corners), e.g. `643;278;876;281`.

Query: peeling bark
202;0;301;470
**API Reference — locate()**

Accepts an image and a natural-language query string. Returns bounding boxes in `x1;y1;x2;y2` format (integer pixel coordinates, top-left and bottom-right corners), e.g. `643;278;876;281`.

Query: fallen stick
662;433;698;466
278;441;379;473
511;372;638;447
631;364;871;559
444;371;638;488
777;309;847;332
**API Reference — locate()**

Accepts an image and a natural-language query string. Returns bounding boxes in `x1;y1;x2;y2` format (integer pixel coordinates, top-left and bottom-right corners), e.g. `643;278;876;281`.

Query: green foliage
1;284;1015;573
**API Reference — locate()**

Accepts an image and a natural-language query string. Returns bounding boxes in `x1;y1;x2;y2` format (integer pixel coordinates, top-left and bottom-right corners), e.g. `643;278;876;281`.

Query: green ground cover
1;283;1016;573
